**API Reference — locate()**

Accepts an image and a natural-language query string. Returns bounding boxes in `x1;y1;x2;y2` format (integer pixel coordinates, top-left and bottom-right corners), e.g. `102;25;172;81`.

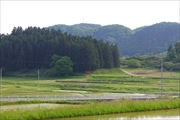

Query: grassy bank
0;99;179;120
0;100;84;106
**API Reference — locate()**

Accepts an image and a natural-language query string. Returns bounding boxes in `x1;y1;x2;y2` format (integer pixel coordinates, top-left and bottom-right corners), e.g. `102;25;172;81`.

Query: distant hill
121;22;180;56
93;24;133;44
46;22;180;56
47;23;101;37
47;23;133;44
133;26;148;33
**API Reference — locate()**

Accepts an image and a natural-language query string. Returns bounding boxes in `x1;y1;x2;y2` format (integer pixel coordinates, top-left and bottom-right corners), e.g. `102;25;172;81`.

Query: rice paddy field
0;68;179;120
0;68;179;96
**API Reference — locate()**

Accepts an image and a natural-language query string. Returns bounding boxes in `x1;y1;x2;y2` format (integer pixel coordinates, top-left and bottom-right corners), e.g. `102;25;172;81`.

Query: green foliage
93;24;133;44
172;63;180;71
166;48;177;61
46;22;180;56
50;54;61;67
0;100;50;105
133;26;148;32
111;44;120;68
165;41;180;71
122;22;180;56
0;27;120;73
0;99;179;120
168;44;173;53
166;41;180;62
103;44;114;69
54;56;73;76
47;23;133;45
127;59;141;68
163;62;174;70
47;23;101;37
124;55;162;68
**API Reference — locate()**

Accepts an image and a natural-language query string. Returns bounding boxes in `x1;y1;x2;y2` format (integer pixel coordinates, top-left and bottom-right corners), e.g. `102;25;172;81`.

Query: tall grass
0;99;179;120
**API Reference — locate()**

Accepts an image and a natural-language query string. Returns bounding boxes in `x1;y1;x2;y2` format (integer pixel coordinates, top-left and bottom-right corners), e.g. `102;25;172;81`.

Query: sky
1;0;180;34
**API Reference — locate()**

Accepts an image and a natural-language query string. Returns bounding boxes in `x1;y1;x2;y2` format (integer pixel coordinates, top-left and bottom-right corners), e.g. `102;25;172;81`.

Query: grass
92;68;125;74
0;67;179;96
0;100;88;106
0;99;179;120
122;67;180;78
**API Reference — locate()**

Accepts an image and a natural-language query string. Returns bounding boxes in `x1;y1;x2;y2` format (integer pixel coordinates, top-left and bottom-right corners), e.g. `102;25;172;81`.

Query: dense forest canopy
47;22;180;56
0;27;120;72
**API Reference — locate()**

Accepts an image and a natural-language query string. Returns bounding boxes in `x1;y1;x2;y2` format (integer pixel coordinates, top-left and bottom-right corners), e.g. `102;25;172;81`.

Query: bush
127;59;141;68
163;62;174;70
172;63;180;71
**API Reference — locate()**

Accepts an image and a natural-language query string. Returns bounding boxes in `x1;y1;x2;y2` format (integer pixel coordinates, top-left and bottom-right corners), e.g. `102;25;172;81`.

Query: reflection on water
52;109;180;120
116;116;179;120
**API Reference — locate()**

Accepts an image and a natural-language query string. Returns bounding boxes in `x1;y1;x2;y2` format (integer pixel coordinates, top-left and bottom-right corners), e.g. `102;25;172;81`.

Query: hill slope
121;22;180;56
46;22;180;56
47;23;101;37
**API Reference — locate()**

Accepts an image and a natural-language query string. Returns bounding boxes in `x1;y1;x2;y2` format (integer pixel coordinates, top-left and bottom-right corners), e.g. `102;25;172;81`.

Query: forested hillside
47;23;101;38
121;22;180;56
93;24;133;44
47;22;180;56
0;27;120;72
47;23;133;45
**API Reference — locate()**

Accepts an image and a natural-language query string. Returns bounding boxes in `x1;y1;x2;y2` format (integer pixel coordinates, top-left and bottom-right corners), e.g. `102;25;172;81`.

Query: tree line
164;41;180;71
121;41;180;71
0;26;120;72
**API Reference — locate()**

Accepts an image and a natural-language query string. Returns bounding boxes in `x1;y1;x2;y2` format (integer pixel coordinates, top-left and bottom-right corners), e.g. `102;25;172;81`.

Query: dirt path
121;70;138;76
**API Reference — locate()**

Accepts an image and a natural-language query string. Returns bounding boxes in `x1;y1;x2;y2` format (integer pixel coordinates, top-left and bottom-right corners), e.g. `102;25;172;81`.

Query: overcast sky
1;0;180;34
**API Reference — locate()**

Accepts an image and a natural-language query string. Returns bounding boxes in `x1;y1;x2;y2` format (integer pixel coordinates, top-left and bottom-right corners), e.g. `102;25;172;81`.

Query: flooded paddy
52;109;180;120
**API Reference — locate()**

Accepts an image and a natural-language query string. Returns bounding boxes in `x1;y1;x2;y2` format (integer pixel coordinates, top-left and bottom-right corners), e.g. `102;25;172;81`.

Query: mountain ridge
46;22;180;56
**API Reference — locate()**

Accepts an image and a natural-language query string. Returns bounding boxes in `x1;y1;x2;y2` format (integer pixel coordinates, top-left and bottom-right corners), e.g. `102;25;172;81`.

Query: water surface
51;109;180;120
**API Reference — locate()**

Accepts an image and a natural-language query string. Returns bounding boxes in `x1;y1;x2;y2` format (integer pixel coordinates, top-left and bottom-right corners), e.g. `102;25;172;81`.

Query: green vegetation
0;100;49;106
51;55;73;76
123;22;179;56
0;100;89;106
0;67;179;120
165;41;180;71
93;24;133;44
1;20;179;120
126;59;141;68
0;99;179;120
47;23;133;45
0;27;120;74
123;41;180;71
46;22;180;56
1;67;179;96
47;23;101;37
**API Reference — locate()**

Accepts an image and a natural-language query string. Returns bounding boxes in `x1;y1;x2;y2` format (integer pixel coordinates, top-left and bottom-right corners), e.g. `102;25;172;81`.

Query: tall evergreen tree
111;44;120;68
103;43;114;69
0;26;121;72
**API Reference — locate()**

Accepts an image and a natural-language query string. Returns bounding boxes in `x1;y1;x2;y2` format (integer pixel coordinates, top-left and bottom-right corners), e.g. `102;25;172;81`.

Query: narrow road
0;96;158;102
121;70;138;76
